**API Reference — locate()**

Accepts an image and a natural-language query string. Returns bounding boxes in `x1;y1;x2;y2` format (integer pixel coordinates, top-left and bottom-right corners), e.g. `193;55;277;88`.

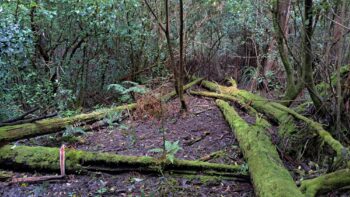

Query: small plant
63;126;86;136
149;140;182;163
104;111;123;128
107;81;148;102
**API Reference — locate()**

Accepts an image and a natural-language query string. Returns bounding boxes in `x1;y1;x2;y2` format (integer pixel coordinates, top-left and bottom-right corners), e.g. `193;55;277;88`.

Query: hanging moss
216;99;303;197
300;168;350;197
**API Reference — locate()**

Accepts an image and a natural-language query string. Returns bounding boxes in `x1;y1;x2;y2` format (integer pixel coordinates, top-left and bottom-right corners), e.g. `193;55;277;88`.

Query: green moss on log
0;79;203;144
271;102;346;158
190;91;271;129
161;77;203;102
0;145;243;176
0;104;136;144
201;80;296;137
300;168;350;197
216;99;303;197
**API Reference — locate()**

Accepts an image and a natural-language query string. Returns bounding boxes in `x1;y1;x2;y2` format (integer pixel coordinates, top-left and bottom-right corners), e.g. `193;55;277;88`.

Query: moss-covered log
271;103;346;158
201;80;296;137
201;80;345;159
0;104;136;145
0;145;244;178
0;79;203;144
216;99;303;197
190;91;271;129
161;77;203;102
300;168;350;197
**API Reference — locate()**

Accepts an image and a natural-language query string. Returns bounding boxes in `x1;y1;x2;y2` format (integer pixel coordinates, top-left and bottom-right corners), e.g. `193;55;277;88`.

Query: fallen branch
199;150;226;162
300;168;350;197
184;131;210;146
161;77;203;102
0;78;203;144
0;113;58;126
216;99;303;197
0;107;39;125
0;145;245;178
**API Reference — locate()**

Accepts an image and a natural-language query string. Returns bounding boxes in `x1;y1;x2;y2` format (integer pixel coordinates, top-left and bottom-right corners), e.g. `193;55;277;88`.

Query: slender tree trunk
179;0;187;110
273;0;303;105
303;0;324;111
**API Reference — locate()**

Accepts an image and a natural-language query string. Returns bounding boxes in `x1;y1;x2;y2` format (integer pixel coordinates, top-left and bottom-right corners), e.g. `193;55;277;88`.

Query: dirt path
0;95;254;197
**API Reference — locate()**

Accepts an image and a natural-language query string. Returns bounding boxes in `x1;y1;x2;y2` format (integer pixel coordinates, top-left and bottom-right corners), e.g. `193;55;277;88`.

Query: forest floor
0;94;254;197
0;85;348;196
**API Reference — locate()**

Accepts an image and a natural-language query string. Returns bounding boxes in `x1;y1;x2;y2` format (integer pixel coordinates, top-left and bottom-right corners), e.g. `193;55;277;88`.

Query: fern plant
149;140;182;163
107;81;148;102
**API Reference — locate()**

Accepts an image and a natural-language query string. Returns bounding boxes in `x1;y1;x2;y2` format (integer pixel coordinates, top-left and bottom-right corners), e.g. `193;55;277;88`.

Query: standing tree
273;0;323;110
145;0;187;111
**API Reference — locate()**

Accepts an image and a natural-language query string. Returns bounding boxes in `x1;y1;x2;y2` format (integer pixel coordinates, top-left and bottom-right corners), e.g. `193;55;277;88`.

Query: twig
199;150;226;162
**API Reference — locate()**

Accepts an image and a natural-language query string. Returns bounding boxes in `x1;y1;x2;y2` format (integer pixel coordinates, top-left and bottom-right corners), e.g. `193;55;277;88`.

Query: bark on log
200;80;345;159
0;145;244;179
216;99;303;197
190;91;271;129
0;78;203;144
200;80;296;137
270;102;346;159
300;168;350;197
0;104;136;145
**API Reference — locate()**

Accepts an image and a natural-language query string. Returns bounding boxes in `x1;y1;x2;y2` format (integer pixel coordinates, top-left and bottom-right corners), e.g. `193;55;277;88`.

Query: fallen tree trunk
300;168;350;197
216;99;303;197
0;145;244;179
200;80;345;159
0;78;203;144
270;102;346;158
0;104;136;145
200;80;296;137
190;91;271;129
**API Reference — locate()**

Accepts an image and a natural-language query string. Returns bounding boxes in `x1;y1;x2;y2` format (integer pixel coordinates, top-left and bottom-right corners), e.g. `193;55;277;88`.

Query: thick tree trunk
0;145;244;178
0;79;203;144
216;99;303;197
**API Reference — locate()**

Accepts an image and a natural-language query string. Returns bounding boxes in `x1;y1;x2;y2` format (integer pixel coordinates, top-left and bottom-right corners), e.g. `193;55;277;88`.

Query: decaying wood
0;78;203;145
10;144;66;184
0;113;58;126
0;104;136;145
199;79;346;159
0;171;12;182
199;150;226;162
0;107;39;126
200;80;296;137
216;99;303;197
300;168;350;197
0;145;245;179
